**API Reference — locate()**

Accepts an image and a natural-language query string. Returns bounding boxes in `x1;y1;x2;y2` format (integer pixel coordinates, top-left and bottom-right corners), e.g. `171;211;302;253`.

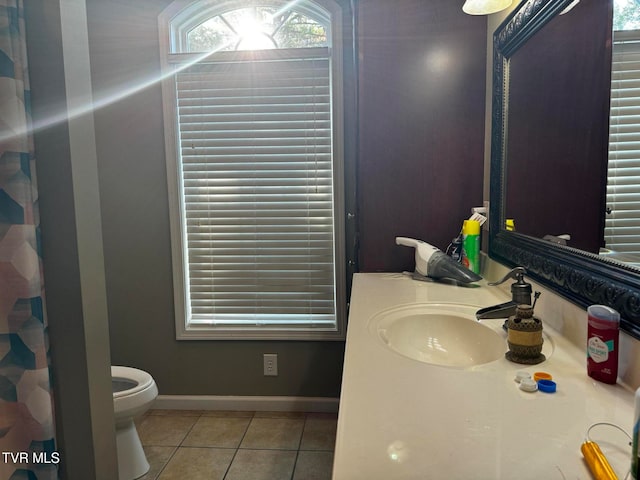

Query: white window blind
173;48;338;331
606;29;640;265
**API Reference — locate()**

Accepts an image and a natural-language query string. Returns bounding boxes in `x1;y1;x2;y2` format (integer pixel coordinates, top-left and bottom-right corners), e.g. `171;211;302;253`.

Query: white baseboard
153;395;339;413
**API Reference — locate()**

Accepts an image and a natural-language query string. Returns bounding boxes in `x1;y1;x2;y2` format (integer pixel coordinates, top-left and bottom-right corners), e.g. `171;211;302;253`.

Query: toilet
112;366;158;480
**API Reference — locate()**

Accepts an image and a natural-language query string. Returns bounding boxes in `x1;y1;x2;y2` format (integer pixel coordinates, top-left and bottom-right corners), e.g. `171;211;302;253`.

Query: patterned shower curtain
0;1;58;479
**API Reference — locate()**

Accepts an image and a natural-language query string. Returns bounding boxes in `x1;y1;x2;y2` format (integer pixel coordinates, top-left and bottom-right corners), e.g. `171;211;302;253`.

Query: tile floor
136;409;337;480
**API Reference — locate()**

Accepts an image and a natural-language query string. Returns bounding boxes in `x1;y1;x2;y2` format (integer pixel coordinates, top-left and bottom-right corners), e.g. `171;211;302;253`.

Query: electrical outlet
263;353;278;376
472;203;489;232
482;200;490;231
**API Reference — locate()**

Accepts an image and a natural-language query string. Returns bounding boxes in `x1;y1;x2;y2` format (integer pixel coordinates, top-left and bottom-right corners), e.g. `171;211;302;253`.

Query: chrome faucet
476;267;536;320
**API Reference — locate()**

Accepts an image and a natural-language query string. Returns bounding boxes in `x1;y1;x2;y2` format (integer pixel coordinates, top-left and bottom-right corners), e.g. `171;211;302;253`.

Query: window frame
158;0;347;340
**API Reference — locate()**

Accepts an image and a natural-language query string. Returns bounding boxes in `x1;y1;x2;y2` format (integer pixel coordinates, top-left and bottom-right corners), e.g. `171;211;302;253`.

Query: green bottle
462;219;481;275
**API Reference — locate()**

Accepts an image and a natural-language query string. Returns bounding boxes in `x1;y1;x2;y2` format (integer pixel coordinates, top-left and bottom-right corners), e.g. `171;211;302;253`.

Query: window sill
176;325;346;341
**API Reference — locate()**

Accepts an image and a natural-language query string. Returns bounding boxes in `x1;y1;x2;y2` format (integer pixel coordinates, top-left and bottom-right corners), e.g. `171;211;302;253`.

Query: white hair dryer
396;237;482;283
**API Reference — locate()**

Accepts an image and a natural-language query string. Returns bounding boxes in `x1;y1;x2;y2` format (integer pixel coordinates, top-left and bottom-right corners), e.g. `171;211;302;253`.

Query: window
605;1;640;266
159;0;346;339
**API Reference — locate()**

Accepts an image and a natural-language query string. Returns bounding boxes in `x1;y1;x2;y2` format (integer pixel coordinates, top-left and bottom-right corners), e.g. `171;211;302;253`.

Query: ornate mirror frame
488;0;640;340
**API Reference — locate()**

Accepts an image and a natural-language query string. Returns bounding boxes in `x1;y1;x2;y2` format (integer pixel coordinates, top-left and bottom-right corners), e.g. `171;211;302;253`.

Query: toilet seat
111;365;158;480
112;366;154;399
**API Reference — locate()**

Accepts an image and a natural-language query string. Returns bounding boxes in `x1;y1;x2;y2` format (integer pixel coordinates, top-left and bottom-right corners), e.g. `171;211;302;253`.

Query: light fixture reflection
462;0;513;15
387;441;409;463
425;48;451;74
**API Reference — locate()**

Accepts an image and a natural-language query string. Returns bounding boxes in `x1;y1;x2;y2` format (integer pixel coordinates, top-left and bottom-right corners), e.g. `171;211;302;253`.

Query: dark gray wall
86;0;346;397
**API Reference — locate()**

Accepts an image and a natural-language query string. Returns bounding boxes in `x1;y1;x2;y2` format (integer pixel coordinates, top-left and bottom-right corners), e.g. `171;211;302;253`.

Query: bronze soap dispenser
505;304;545;365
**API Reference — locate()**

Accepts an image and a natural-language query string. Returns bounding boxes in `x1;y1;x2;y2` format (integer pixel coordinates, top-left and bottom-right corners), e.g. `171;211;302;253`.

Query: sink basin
370;304;508;368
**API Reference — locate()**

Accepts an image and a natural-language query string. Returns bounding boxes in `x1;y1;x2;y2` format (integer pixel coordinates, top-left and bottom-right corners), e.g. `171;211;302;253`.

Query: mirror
504;0;611;254
489;0;640;340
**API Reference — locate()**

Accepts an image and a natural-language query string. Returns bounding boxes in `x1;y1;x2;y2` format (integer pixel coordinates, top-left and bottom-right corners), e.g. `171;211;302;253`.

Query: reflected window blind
606;29;640;263
173;48;337;328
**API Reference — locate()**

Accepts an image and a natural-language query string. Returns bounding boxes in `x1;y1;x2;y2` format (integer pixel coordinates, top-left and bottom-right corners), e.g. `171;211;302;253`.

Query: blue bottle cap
537;379;556;393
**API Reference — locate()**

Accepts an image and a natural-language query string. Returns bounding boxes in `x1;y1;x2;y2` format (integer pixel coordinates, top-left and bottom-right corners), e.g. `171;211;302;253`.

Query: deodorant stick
586;305;620;384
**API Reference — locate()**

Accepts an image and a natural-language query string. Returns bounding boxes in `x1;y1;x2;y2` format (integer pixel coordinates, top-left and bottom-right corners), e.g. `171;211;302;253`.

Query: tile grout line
178;411;203;447
289;412;310;480
222;411;255;480
147;410;204;479
290;450;301;480
151;445;179;480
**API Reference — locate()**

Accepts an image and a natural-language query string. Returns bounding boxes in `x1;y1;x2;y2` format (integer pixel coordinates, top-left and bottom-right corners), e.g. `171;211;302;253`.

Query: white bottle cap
519;377;538;392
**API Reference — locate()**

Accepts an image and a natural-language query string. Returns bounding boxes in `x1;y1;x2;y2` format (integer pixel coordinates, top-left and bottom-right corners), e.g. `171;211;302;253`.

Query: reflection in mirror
504;0;640;266
504;0;611;254
605;0;640;268
489;0;640;340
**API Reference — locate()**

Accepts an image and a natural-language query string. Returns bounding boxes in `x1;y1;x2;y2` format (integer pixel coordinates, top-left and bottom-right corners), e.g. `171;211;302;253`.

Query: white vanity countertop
333;273;636;480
